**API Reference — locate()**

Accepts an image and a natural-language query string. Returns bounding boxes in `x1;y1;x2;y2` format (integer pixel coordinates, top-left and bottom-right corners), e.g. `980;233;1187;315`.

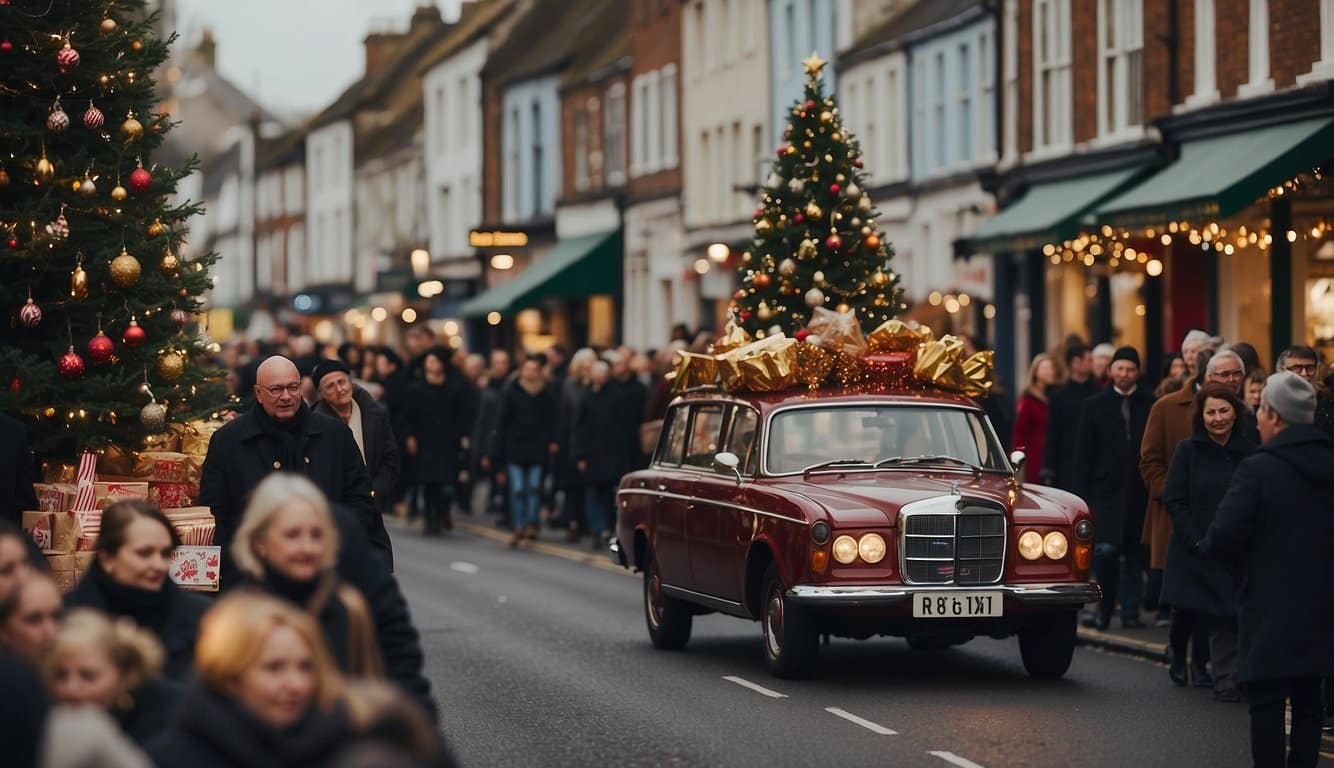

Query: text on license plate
912;592;1003;618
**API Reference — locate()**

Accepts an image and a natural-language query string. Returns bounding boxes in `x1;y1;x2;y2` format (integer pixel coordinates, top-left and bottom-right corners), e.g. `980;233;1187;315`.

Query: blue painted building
501;75;562;224
769;0;837;144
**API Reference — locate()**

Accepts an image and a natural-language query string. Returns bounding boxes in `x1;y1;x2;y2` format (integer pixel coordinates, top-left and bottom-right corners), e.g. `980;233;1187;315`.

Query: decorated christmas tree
732;53;906;338
0;0;222;458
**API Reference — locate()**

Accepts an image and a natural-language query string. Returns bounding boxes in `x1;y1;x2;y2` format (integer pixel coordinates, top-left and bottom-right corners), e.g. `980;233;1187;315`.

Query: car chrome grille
902;504;1006;585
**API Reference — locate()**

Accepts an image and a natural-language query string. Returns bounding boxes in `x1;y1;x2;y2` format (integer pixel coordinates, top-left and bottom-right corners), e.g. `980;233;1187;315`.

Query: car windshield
764;404;1008;475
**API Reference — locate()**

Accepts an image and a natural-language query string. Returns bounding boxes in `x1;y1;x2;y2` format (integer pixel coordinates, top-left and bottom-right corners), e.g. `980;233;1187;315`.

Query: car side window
658;406;688;466
683;404;726;468
723;407;759;475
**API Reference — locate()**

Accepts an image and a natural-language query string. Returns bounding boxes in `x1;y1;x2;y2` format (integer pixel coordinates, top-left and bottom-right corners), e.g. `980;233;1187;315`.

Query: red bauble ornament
9;376;18;392
0;41;12;53
794;213;804;223
129;166;152;193
826;234;843;251
795;329;811;342
753;272;772;289
829;183;841;195
805;100;816;110
56;42;81;73
83;103;105;130
853;158;864;169
58;347;85;379
740;311;753;321
18;298;41;328
87;331;114;363
7;237;17;249
733;290;746;300
776;145;787;158
122;318;146;346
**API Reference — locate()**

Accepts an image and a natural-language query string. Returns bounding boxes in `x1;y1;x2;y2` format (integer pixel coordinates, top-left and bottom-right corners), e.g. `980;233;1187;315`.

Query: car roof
669;386;983;417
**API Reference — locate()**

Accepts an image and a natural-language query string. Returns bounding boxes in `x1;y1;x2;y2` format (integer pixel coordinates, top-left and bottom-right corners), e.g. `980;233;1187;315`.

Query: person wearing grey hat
1199;370;1334;767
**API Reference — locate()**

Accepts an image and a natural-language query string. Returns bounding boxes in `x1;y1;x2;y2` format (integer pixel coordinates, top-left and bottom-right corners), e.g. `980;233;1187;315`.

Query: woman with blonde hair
232;473;384;678
1012;353;1059;481
45;608;177;745
148;592;350;768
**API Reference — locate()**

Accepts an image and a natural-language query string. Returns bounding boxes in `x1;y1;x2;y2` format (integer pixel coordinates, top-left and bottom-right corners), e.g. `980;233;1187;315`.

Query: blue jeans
1094;542;1146;620
584;484;616;538
507;463;543;530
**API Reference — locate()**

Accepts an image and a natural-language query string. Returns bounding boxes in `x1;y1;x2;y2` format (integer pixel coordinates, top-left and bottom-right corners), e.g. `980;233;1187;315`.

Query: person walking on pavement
608;348;650;472
1012;353;1058;482
1161;385;1254;700
477;349;514;526
553;348;596;540
1041;343;1098;490
491;355;558;546
199;356;382;581
572;361;622;551
402;347;468;535
1199;372;1334;768
312;358;400;540
1074;346;1154;630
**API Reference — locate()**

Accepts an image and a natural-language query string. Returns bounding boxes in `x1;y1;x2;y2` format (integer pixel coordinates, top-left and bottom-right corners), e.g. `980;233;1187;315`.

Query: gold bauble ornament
101;17;118;34
35;156;55;184
159;248;180;278
844;183;862;199
819;110;834;124
754;219;772;235
805;287;826;307
70;265;89;300
784;145;797;157
831;132;842;142
813;270;826;283
111;184;128;201
858;195;873;212
802;140;812;149
778;258;797;276
870;270;890;288
836;303;851;313
110;248;142;287
156;351;185;382
99;74;111;86
798;238;818;260
757;303;772;321
147;218;166;237
120;112;144;146
804;201;823;220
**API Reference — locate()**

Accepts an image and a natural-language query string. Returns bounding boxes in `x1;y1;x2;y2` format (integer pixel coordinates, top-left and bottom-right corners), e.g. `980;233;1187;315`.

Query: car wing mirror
1009;450;1027;484
714;451;742;485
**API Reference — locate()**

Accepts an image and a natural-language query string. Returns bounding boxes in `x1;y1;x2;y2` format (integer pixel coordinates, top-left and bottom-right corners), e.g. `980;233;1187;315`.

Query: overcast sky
173;0;462;120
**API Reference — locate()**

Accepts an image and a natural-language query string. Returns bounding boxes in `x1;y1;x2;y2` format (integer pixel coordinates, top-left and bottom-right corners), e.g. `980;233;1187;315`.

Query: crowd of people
1009;331;1334;766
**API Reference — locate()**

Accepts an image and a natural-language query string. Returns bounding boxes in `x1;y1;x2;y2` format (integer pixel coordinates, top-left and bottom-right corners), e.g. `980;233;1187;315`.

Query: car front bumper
786;582;1102;609
608;536;626;568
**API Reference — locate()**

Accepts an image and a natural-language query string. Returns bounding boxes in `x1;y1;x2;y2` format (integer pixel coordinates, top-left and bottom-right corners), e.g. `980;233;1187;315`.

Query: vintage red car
610;385;1100;678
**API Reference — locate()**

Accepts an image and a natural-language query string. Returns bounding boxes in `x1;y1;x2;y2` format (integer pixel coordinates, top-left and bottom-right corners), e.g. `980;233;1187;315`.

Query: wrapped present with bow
804;307;867;358
177;419;224;457
711;324;753;355
133;451;203;484
867;319;934;355
668;351;721;393
913;335;996;397
717;333;799;393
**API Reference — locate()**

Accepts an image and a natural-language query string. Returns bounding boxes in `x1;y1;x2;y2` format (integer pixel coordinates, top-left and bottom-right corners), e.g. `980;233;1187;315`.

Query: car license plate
912;592;1003;618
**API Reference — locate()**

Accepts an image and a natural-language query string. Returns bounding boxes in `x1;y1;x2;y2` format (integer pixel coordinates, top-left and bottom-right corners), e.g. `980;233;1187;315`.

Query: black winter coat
1040;377;1099;490
240;570;363;675
470;381;504;471
1200;424;1334;683
0;412;37;527
492;379;557;467
330;504;436;720
313;386;400;516
0;653;47;768
1161;428;1256;617
403;376;468;484
1073;384;1155;546
572;385;623;486
610;376;650;472
118;677;182;746
147;685;350;768
198;402;387;578
554;378;587;489
66;561;209;682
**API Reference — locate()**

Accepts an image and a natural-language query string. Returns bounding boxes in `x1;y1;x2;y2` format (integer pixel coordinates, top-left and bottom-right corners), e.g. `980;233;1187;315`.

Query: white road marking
450;561;479;574
721;675;788;699
928;751;987;768
824;707;897;735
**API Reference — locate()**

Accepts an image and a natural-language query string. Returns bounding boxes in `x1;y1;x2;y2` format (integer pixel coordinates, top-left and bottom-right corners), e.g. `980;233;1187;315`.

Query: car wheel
1018;611;1077;679
644;556;691;650
761;563;818;678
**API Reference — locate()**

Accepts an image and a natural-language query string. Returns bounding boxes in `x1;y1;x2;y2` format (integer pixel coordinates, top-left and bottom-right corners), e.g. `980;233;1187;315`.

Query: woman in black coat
572;361;623;550
492;356;558;544
65;501;209;682
1162;385;1255;699
403;347;467;534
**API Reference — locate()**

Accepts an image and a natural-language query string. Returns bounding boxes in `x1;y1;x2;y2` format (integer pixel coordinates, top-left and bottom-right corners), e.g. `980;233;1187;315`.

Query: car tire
644;556;691;650
1018;611;1077;679
761;563;819;678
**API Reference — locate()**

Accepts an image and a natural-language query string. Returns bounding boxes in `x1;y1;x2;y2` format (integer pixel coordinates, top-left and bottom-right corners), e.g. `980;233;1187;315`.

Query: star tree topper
802;51;828;77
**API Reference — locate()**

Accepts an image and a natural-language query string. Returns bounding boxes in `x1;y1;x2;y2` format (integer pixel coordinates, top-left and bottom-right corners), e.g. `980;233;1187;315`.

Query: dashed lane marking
450;562;479;574
824;707;897;735
928;751;988;768
722;675;789;699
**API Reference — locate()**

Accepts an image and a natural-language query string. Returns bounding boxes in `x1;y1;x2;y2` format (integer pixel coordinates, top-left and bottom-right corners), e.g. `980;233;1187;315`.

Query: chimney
191;28;216;70
363;30;401;77
409;2;444;33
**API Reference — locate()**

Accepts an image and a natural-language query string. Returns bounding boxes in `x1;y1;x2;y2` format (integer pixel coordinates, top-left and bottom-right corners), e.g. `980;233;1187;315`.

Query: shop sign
469;230;529;248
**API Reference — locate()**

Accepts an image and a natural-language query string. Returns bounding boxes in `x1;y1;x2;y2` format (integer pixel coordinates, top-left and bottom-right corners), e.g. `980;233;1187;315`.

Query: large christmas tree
0;0;222;457
733;53;905;337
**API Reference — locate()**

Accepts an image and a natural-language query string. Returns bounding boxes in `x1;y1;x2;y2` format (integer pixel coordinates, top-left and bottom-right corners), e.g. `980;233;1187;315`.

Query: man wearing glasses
200;355;381;582
1275;345;1334;440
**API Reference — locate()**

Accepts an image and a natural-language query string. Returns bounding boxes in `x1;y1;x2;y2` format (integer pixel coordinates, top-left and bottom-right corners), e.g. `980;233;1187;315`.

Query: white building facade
305;120;359;289
422;37;487;280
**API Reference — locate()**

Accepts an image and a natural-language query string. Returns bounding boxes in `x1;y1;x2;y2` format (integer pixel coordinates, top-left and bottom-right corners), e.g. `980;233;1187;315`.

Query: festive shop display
0;0;225;463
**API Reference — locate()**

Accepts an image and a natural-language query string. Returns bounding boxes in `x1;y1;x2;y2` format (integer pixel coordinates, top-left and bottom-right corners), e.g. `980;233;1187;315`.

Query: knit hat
1110;346;1141;368
310;357;351;388
1262;371;1316;425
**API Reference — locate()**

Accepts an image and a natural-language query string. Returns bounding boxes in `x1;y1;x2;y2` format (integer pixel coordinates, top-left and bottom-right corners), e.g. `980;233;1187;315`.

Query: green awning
459;230;620;317
1095;116;1334;228
960;166;1147;254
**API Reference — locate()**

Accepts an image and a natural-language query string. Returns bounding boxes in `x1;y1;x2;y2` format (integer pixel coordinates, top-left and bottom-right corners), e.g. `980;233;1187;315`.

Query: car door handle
656;484;667;492
638;479;647;488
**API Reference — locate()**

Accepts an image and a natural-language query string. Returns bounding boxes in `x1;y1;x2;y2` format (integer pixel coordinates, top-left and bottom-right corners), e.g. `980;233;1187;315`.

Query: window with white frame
752;123;765;188
1033;0;1072;151
1239;0;1272;95
574;108;590;191
532;100;545;214
606;83;627;186
886;65;901;179
959;42;973;164
700;131;712;218
457;77;470;148
631;76;647;175
1186;0;1217;105
646;72;662;173
661;65;678;168
505;107;519;218
1098;0;1143;137
980;29;994;159
785;1;796;77
933;51;946;169
1299;0;1334;82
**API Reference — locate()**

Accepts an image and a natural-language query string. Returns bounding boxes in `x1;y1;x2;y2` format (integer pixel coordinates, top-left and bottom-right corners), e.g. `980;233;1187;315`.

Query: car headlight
1043;531;1068;560
832;535;859;564
858;533;886;564
1018;530;1044;560
1075;519;1094;540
